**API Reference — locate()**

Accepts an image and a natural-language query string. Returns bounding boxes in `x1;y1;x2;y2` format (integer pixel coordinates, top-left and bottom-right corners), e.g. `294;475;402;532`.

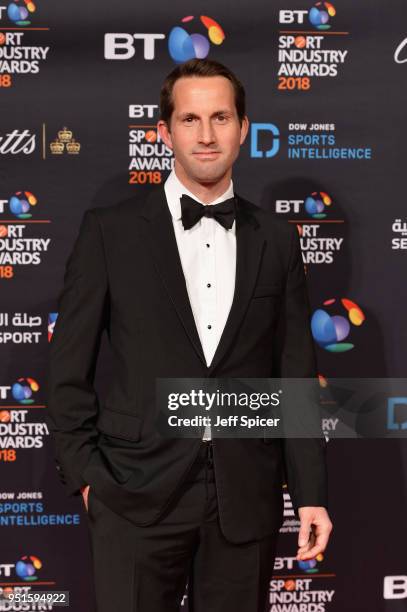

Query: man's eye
183;117;195;123
216;116;226;121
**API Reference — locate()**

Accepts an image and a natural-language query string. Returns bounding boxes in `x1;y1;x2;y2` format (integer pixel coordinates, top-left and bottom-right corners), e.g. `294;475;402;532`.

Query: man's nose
197;120;216;145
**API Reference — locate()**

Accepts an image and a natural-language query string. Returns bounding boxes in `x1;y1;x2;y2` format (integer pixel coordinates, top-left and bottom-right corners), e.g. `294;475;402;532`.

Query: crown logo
50;140;64;155
66;138;81;154
58;127;73;142
50;127;81;156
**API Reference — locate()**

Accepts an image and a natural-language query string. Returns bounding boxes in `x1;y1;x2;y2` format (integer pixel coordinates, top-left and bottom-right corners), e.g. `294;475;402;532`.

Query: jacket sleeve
46;208;109;496
274;223;328;515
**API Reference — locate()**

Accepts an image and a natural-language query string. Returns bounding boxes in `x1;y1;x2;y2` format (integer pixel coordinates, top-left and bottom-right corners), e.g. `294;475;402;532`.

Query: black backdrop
1;1;407;610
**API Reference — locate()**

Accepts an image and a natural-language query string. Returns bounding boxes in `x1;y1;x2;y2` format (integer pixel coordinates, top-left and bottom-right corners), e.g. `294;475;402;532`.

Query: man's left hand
296;507;333;561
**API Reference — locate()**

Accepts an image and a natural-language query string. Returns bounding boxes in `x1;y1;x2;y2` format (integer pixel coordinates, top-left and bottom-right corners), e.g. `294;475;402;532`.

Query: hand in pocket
81;484;90;512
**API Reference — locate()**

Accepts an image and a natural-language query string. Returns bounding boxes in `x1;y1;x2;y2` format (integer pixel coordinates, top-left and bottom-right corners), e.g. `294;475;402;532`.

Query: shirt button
207;283;211;288
207;324;212;329
206;243;210;248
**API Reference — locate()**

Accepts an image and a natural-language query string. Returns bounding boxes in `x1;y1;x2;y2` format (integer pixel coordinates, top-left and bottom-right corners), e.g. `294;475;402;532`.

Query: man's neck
174;162;231;204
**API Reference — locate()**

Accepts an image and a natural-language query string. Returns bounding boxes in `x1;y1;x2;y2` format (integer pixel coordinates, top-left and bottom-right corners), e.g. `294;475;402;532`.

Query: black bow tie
180;194;236;231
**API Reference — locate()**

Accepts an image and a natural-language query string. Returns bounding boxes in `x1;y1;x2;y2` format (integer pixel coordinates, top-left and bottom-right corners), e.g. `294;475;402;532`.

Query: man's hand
80;485;90;512
296;507;332;561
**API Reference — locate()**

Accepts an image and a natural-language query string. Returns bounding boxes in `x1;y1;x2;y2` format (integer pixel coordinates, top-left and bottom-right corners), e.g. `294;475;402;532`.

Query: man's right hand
80;485;90;511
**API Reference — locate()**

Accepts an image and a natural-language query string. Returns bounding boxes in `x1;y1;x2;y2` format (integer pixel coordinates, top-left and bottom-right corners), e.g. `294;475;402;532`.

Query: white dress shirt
164;169;237;440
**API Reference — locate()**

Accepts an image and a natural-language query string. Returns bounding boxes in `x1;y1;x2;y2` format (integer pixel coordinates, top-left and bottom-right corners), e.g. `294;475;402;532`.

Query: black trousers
86;441;279;611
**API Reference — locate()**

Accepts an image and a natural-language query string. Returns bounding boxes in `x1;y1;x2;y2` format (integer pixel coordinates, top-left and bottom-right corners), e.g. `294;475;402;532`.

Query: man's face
158;75;249;184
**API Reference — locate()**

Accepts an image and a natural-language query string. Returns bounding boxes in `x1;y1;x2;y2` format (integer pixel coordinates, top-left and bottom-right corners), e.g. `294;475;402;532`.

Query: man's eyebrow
211;109;233;116
177;109;233;118
177;112;199;119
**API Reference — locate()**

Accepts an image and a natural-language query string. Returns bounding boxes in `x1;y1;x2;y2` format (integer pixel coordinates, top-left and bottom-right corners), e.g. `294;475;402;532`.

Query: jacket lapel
207;195;265;374
140;187;207;366
138;186;265;373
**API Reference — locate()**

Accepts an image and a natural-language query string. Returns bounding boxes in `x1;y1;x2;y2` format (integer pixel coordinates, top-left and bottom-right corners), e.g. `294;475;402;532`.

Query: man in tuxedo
47;58;332;611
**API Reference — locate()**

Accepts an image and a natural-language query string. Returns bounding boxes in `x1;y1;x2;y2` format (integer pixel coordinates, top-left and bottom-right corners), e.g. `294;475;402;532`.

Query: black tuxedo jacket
46;186;328;544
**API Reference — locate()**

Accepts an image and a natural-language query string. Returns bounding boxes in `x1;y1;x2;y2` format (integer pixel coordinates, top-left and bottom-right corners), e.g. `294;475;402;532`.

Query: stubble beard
188;158;229;185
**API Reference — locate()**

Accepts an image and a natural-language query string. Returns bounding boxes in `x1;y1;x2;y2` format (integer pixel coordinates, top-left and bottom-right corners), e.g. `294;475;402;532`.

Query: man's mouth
193;151;221;159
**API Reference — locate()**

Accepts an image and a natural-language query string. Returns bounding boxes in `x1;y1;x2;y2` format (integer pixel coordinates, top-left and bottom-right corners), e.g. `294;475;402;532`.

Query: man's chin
190;165;227;184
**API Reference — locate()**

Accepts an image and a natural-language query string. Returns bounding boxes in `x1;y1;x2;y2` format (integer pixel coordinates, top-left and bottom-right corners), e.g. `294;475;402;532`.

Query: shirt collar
164;168;234;222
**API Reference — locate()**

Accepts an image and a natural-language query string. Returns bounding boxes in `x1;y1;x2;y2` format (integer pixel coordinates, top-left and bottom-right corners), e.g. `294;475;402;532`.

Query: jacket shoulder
86;194;148;221
238;194;296;243
85;185;166;226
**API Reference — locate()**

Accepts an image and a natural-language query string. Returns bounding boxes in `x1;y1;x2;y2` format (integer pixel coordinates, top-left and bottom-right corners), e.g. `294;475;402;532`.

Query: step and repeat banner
1;0;407;610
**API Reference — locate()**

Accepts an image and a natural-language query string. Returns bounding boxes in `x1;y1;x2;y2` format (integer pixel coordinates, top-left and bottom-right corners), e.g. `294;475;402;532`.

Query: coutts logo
0;129;35;154
394;36;407;63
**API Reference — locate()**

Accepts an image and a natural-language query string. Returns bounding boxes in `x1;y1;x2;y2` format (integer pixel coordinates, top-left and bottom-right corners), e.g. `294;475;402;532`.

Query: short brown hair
159;58;246;130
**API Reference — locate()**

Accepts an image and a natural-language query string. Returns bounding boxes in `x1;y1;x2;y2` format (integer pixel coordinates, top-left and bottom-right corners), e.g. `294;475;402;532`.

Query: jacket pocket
96;407;142;442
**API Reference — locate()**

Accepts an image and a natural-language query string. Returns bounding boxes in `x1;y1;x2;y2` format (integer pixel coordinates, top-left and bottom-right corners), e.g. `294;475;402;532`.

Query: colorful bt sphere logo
15;555;42;581
9;191;37;218
311;298;365;352
305;191;332;219
12;377;39;404
7;0;36;26
309;2;336;30
168;16;225;63
298;553;324;573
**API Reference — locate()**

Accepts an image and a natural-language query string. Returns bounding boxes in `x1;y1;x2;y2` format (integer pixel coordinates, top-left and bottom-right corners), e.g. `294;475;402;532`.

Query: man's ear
157;120;173;151
239;115;250;146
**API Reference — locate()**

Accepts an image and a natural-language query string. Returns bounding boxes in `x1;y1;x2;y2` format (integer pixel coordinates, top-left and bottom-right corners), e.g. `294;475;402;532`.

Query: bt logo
16;556;42;581
384;576;407;599
309;2;336;30
129;105;158;119
279;2;336;30
7;190;37;218
311;298;365;352
279;9;309;25
104;15;224;62
104;33;165;61
0;1;36;26
12;377;39;404
276;191;332;217
168;16;225;63
274;555;323;572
